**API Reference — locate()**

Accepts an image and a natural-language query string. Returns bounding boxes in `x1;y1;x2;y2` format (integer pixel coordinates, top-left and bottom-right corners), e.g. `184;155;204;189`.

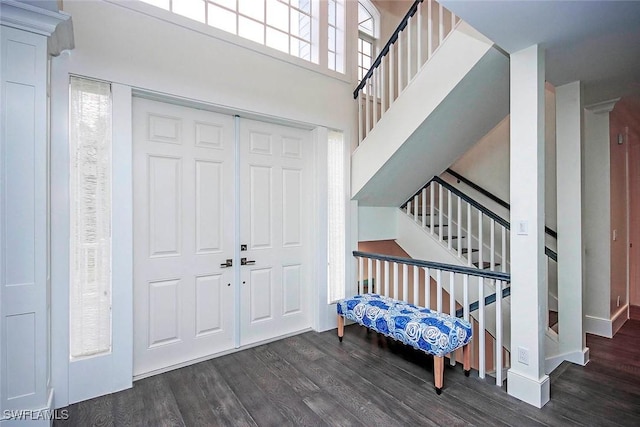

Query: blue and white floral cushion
337;294;472;357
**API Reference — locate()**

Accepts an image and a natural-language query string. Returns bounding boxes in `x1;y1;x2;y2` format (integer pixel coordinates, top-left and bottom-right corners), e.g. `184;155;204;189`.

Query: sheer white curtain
327;130;346;303
69;77;112;358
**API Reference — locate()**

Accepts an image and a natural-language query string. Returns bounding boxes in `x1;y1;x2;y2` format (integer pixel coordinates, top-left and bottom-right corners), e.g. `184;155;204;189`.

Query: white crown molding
585;97;620;115
0;0;74;55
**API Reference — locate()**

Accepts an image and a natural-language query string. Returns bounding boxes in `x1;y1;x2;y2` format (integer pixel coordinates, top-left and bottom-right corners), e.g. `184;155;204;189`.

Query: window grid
357;1;376;85
327;0;338;71
358;36;373;83
143;0;314;62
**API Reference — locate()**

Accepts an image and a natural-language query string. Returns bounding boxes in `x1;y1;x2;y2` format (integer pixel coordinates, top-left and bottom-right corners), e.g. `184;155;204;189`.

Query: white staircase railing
354;251;510;385
403;176;510;274
402;174;559;343
355;0;460;144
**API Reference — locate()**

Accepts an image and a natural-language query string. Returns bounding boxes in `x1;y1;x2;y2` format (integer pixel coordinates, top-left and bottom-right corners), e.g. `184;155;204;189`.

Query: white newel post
507;44;550;408
555;81;589;364
1;1;72;424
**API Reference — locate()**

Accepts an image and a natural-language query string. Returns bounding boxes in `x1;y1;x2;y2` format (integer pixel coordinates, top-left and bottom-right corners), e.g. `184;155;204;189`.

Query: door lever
220;259;233;268
241;257;255;266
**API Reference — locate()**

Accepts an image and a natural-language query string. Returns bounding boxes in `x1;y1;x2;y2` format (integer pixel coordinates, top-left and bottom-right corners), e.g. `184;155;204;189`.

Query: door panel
239;119;312;345
195;161;224;253
195;274;224;335
282;168;302;246
250;165;273;249
148;278;181;347
250;268;274;322
133;98;235;377
148;155;182;257
283;264;302;315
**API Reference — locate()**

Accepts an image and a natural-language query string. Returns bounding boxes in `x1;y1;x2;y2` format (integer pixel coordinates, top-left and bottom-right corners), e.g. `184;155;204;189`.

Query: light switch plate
517;220;529;235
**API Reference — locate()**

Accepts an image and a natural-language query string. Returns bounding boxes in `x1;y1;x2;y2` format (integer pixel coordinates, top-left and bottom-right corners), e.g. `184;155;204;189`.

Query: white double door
133;98;312;377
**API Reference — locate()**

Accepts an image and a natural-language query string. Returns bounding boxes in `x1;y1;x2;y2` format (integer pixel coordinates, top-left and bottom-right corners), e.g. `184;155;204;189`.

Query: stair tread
460;248;479;254
442;235;466;240
473;261;501;269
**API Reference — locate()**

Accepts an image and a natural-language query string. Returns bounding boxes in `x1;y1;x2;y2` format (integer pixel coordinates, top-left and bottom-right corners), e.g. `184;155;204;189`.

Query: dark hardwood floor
56;319;640;426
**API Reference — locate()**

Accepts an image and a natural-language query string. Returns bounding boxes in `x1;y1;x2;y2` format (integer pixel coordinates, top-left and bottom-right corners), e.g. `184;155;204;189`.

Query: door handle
241;257;255;266
220;259;233;268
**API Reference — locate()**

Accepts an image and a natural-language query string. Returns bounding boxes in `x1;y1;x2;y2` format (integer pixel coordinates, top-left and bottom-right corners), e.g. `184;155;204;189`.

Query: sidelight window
69;77;113;359
327;130;346;303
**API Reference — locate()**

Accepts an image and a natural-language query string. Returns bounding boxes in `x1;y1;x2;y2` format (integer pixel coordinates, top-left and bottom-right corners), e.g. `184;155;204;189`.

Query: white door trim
52;83;327;405
50;65;134;405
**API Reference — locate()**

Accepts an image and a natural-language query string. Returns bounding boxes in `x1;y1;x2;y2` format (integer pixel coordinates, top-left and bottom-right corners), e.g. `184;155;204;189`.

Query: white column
1;23;49;419
507;44;550;408
583;99;618;337
555;81;588;364
1;2;72;422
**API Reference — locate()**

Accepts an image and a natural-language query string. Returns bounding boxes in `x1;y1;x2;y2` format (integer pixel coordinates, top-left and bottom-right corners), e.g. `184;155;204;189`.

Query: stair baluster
447;189;453;250
496;279;504;384
478;274;485;379
355;0;460;143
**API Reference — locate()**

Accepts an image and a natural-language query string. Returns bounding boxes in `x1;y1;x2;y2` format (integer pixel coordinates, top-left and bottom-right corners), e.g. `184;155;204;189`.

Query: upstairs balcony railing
355;0;460;144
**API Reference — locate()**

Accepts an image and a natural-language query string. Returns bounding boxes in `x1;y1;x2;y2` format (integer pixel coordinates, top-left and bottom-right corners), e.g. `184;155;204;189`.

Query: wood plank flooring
55;319;640;426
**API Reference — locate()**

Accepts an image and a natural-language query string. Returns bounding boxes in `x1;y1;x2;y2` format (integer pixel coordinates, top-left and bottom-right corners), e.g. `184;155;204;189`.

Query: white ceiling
440;0;640;104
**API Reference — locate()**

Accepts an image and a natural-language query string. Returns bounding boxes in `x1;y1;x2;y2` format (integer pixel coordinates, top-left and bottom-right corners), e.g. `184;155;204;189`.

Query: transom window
140;0;348;70
358;1;374;36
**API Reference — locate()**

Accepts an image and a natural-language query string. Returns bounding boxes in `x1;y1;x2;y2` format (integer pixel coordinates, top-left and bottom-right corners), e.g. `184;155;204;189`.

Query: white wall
62;0;356;131
583;108;612;322
372;0;410;43
449;87;557;231
358;207;398;241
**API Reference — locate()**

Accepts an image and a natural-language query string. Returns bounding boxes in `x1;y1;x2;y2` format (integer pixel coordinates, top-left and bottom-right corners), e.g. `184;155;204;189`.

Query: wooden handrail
402;175;559;261
353;251;511;281
404;176;510;229
446;168;558;240
432;176;510;229
446;168;510;210
456;286;511;318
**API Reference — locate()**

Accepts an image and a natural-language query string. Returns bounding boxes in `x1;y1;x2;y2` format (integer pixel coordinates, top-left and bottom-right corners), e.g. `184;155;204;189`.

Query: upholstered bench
336;293;473;394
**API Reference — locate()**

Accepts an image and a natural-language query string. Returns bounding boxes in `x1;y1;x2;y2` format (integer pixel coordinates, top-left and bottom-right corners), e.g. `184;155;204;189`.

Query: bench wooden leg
463;344;471;377
434;356;444;395
337;315;344;342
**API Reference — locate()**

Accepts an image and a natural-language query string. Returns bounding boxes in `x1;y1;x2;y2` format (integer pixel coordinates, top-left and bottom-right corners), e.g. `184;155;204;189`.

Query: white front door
239;119;312;345
133;98;236;377
133;100;313;376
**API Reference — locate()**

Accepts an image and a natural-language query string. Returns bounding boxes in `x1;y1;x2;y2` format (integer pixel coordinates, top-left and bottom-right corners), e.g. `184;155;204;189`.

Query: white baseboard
612;305;629;336
507;369;550;408
0;389;61;426
133;327;312;381
545;347;589;374
585;306;629;338
584;314;612;338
